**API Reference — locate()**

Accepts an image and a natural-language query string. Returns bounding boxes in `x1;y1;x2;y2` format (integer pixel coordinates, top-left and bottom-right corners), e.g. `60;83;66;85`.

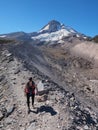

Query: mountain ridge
31;20;87;42
0;20;88;42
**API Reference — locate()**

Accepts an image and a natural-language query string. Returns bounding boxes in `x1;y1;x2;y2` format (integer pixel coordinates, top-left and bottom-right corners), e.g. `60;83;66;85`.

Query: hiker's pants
26;93;35;108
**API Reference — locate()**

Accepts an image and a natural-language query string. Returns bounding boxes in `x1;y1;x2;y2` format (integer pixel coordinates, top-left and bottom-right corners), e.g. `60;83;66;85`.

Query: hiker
24;77;38;113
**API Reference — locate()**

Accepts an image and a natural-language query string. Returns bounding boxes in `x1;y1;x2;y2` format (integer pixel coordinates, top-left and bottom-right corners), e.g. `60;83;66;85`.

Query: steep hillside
0;41;98;130
0;38;14;44
7;41;98;110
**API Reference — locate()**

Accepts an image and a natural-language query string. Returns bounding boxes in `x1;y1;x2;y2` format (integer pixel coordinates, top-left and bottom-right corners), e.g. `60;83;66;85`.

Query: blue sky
0;0;98;37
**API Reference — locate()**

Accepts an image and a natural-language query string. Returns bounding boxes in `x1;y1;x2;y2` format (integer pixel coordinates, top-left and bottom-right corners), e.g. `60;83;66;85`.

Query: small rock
23;115;25;118
5;118;13;125
36;94;47;102
11;78;16;80
49;95;56;100
84;125;89;129
0;75;5;82
14;69;20;74
70;97;75;101
7;104;15;117
19;123;22;127
18;110;22;114
6;53;12;57
0;124;4;128
57;125;61;128
1;107;7;117
26;122;36;130
45;100;50;105
20;127;25;130
77;126;83;130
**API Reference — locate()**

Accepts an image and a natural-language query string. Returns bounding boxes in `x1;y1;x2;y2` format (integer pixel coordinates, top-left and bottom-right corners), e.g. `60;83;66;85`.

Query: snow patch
70;29;76;33
57;40;65;44
0;35;6;38
32;28;70;42
83;36;87;39
39;25;50;33
76;34;80;38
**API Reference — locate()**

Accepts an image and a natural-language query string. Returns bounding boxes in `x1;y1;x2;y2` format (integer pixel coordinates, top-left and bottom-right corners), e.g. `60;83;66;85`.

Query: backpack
27;81;35;96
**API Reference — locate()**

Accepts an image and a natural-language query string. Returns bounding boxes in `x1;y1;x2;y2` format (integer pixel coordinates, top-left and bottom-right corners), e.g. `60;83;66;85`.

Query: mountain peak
39;20;63;33
31;20;87;42
2;20;87;42
48;20;61;25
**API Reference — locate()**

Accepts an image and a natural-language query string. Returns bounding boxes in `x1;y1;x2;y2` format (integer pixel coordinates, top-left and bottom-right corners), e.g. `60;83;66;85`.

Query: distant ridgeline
92;35;98;43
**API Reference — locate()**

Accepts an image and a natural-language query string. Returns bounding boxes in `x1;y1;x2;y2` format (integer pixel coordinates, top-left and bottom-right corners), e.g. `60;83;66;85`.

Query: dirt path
4;56;67;130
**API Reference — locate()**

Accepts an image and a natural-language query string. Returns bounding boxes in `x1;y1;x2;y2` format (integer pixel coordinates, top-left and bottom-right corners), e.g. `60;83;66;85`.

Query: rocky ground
0;42;98;130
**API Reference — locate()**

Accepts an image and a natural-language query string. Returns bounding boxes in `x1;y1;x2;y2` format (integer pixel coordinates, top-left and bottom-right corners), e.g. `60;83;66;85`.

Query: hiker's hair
29;77;32;81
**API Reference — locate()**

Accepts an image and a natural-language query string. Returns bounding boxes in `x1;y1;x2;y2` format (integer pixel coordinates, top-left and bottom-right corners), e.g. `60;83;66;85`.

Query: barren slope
0;41;98;130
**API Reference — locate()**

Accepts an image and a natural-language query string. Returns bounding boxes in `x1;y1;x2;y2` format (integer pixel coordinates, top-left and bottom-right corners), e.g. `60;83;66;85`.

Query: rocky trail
0;44;98;130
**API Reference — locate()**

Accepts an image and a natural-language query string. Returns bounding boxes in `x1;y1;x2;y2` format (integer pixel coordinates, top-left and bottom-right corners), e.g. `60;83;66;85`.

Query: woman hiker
24;77;38;113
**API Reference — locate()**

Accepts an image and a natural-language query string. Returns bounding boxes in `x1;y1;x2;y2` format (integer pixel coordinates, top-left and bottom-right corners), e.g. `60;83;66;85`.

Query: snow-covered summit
39;20;62;33
0;20;87;43
31;20;86;42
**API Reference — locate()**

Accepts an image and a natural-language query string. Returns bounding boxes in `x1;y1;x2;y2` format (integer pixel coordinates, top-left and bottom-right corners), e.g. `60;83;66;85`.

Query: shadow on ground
30;105;57;116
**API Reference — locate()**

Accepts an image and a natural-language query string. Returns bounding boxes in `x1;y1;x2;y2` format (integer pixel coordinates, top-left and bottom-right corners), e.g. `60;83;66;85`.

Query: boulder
36;94;47;102
37;80;49;96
